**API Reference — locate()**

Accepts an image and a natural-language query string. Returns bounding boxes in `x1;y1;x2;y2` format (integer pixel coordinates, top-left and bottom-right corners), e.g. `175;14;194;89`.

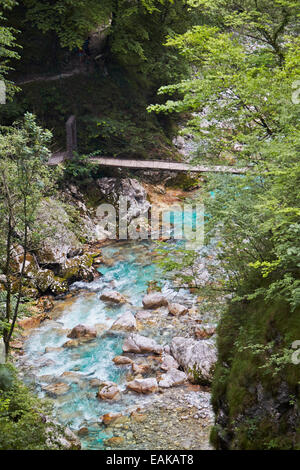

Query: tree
149;0;300;309
0;113;54;357
18;0;196;85
0;0;20;98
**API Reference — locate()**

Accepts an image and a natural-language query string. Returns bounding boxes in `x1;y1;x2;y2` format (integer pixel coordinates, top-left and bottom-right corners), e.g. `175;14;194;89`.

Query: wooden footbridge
48;115;247;174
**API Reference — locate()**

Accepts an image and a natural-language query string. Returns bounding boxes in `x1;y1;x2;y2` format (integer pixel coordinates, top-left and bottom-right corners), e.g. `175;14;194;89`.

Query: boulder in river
101;412;124;426
158;368;187;388
170;336;217;384
97;383;121;401
42;382;70;397
168;302;188;316
113;355;133;365
142;293;168;309
123;333;163;355
67;324;97;339
110;311;137;332
100;290;127;304
126;377;158;394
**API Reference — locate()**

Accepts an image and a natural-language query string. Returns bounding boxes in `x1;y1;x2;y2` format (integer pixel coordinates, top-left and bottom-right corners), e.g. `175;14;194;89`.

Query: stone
135;310;153;321
101;412;123;426
103;436;124;447
194;326;216;339
42;382;70;397
168;303;188;316
110;311;136;331
161;353;179;371
158;368;187;388
18;313;47;330
132;363;150;375
170;336;217;384
100;290;127;304
63;428;81;450
97;384;120;401
67;324;97;339
142;293;168;309
123;333;163;355
127;377;158;394
78;427;89;437
113;355;133;365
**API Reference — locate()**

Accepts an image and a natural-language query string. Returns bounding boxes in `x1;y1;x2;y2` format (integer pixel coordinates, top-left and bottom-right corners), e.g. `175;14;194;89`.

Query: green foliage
149;0;300;450
0;364;65;450
0;0;20;97
0;364;14;391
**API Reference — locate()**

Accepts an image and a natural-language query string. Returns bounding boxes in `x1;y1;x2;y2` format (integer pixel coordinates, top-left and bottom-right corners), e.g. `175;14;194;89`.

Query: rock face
158;368;187;388
96;177;150;225
123;334;163;355
97;383;120;401
100;290;127;304
110;311;136;331
168;303;188;316
35;198;82;266
127;377;158;394
67;324;97;339
170;336;217;384
142;293;168;309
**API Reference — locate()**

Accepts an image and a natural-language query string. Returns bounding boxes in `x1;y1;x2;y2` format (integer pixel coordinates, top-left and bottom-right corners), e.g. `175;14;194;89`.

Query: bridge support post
66;115;77;159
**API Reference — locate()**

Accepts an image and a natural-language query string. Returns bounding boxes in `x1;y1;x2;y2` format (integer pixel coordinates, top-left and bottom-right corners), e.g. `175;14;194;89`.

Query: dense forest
0;0;300;452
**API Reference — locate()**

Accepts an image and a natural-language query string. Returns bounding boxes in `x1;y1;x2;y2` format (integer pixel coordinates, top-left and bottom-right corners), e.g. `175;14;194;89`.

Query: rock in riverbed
42;382;70;397
142;293;168;309
168;303;188;316
170;337;217;384
67;324;97;339
97;383;121;401
113;355;133;365
100;290;127;304
110;311;137;332
127;377;158;394
123;334;163;355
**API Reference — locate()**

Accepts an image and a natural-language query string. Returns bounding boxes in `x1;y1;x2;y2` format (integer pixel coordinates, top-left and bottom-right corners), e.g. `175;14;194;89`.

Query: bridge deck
90;157;247;174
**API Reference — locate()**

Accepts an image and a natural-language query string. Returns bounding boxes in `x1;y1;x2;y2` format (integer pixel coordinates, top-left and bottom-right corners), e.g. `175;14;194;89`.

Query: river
18;205;217;450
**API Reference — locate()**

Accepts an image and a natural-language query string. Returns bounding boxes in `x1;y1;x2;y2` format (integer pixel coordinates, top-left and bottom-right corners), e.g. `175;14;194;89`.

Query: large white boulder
110;311;136;331
170;336;217;384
